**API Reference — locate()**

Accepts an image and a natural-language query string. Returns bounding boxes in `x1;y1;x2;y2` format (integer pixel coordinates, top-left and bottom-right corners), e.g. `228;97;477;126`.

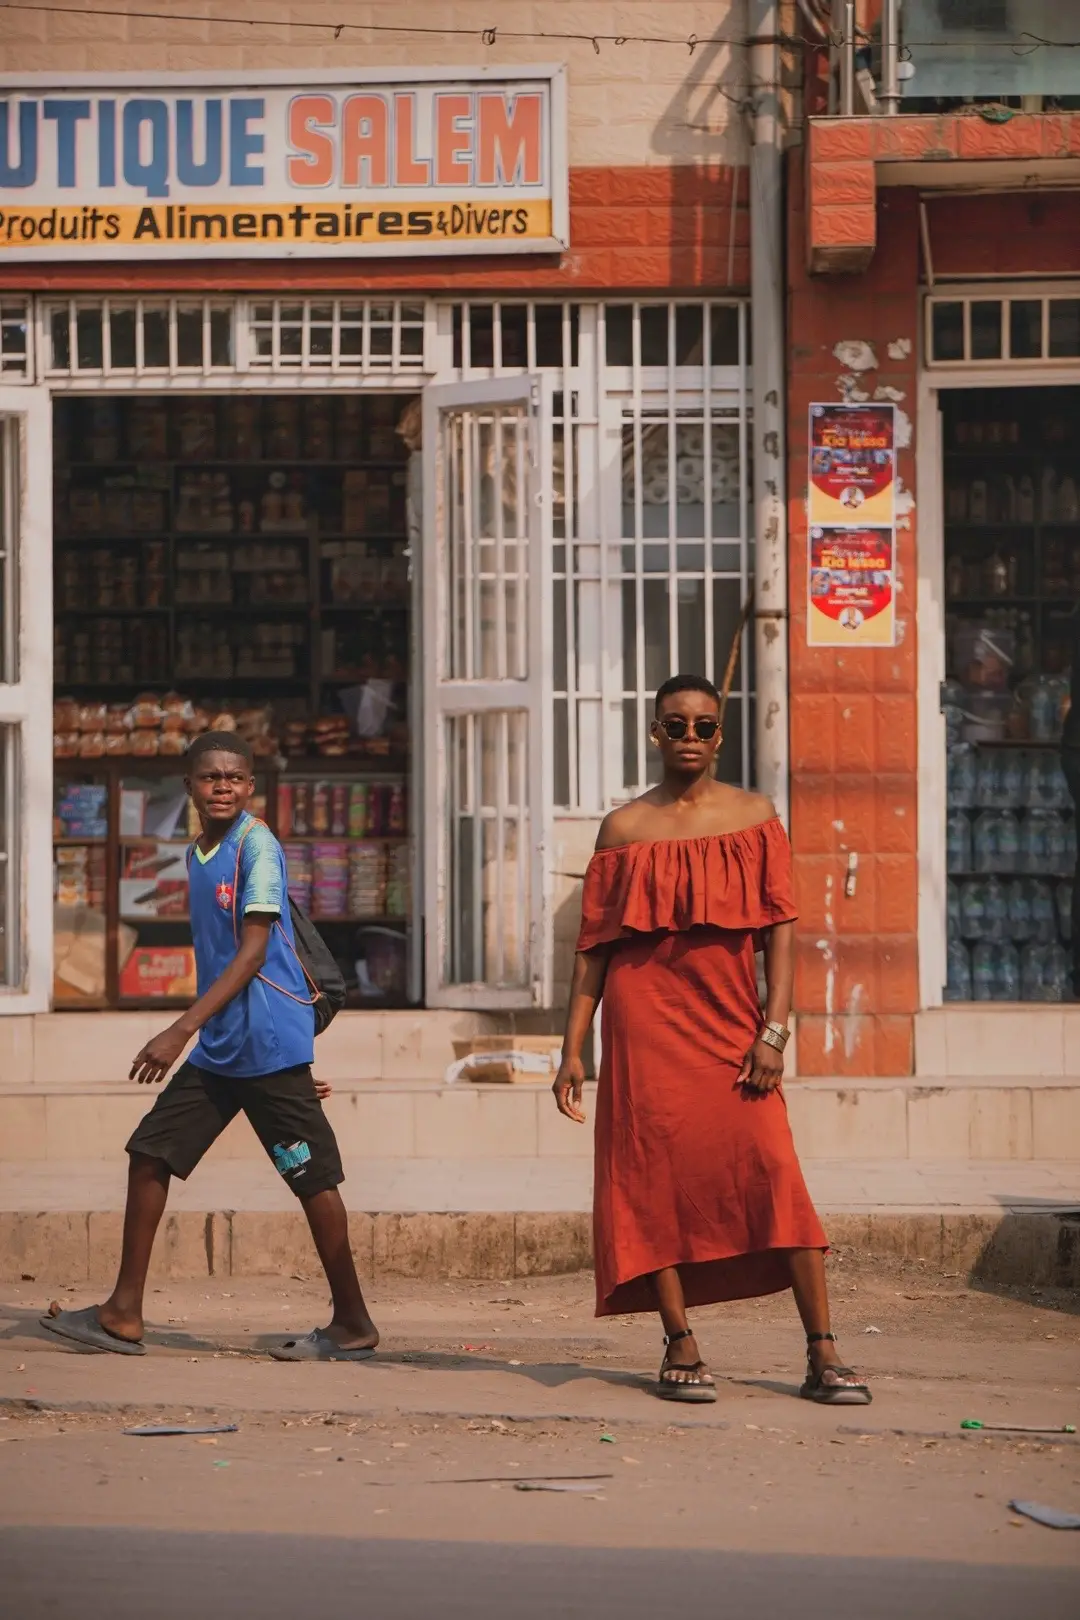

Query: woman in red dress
553;673;870;1406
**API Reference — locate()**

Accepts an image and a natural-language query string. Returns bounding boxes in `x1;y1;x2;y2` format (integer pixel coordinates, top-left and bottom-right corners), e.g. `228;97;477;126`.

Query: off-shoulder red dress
577;819;827;1317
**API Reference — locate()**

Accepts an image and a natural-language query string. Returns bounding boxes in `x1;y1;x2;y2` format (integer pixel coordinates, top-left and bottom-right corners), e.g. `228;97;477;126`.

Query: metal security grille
248;300;427;373
37;297;430;384
926;287;1080;367
9;291;753;814
445;708;530;989
0;723;16;988
42;298;236;378
0;303;31;379
437;298;754;810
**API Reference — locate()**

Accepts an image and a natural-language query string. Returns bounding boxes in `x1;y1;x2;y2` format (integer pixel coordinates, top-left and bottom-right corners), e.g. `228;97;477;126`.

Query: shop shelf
120;915;191;924
56;605;170;616
63;459;407;471
278;834;407;845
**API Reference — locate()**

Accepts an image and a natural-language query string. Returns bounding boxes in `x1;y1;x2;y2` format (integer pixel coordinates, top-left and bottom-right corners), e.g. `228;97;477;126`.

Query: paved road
3;1528;1077;1620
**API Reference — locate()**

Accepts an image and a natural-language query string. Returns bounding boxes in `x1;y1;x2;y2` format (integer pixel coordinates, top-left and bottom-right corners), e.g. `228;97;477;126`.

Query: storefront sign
0;68;567;259
808;402;896;525
807;524;896;647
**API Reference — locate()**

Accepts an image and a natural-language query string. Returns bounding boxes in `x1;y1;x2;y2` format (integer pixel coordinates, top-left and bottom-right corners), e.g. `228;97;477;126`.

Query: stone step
4;1076;1079;1163
1;1158;1077;1287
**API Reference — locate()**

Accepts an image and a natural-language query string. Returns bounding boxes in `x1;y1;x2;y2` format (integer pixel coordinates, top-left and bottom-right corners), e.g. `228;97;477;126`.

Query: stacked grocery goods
283;844;313;913
276;780;405;837
345;843;386;918
53;696;277;760
54;781;108;839
55;844;106;910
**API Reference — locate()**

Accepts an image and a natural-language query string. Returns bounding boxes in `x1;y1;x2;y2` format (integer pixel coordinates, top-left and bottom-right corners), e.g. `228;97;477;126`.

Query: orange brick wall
0;165;749;294
787;165;921;1078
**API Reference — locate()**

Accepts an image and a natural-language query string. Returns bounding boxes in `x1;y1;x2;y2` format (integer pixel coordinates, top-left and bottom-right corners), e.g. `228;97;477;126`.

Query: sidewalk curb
4;1395;1077;1445
2;1209;1078;1287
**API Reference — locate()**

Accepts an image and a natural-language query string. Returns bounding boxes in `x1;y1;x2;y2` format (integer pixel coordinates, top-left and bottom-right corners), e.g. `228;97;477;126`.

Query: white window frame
916;340;1080;1009
0;385;52;1012
421;373;554;1009
925;280;1080;369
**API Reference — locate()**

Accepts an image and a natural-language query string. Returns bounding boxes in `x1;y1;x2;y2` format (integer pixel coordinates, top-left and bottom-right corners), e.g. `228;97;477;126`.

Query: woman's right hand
553;1055;587;1123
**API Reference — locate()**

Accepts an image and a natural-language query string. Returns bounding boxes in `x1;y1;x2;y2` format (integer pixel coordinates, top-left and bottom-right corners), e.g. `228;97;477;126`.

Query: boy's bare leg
300;1187;379;1350
95;1153;172;1342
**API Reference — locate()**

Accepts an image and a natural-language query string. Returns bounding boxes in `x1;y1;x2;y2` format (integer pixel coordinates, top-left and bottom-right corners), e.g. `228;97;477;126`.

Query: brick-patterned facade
790;107;1080;1075
787;165;921;1077
0;165;748;295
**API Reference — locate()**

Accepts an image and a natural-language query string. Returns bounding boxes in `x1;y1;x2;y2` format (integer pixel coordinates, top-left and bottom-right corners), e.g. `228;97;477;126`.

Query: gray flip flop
40;1305;146;1356
268;1329;376;1363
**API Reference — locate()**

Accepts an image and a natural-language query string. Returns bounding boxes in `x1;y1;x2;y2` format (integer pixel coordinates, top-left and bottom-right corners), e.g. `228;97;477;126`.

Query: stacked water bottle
946;745;1075;1002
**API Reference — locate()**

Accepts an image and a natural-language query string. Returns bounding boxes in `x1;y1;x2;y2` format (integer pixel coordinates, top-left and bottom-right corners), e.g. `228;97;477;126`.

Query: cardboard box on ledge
450;1035;563;1085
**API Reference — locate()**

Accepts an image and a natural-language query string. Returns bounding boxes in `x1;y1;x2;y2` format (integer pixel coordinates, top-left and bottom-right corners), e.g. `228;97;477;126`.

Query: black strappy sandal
656;1327;718;1404
799;1331;872;1405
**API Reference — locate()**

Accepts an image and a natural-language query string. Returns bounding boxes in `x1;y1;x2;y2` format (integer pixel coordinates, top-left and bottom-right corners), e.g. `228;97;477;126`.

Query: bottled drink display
942;388;1077;1000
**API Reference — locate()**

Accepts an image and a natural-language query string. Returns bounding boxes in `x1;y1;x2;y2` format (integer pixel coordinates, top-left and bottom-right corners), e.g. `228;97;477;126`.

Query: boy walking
43;732;378;1362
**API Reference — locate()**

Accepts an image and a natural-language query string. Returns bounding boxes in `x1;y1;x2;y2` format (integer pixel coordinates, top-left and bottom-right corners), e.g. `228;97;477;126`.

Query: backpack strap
230;818;321;1011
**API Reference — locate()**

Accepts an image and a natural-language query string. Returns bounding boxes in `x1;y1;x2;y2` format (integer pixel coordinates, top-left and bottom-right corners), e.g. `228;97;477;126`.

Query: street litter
599;1433;616;1444
961;1419;1076;1434
1009;1500;1080;1530
438;1473;613;1487
123;1424;239;1437
515;1481;601;1493
863;1326;882;1334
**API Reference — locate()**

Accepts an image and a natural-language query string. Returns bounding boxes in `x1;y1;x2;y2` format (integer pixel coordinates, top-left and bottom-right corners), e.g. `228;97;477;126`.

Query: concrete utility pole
747;0;790;821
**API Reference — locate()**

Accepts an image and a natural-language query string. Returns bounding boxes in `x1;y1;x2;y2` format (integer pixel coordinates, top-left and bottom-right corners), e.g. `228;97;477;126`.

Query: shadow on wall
648;29;751;291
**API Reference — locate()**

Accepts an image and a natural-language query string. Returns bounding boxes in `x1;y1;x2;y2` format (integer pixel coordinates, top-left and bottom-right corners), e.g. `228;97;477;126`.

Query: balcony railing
818;0;1080;117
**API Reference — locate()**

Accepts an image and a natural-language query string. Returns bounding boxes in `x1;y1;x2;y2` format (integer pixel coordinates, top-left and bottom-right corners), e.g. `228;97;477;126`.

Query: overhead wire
1;3;1079;55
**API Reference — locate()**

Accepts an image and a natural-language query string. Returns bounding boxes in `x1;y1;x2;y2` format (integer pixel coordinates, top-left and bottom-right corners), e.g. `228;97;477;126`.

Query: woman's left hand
737;1037;784;1093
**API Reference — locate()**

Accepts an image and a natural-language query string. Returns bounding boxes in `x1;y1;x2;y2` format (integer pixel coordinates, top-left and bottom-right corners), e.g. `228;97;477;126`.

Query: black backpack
286;896;346;1035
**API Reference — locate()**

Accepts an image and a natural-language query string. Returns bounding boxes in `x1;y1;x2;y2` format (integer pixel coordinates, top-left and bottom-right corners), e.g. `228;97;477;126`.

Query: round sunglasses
654;716;721;741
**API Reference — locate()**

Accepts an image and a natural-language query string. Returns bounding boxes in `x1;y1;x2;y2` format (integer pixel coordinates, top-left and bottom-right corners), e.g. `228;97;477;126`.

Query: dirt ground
2;1254;1079;1575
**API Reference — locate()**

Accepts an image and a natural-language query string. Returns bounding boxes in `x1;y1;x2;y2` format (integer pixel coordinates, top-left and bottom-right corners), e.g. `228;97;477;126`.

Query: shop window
1009;300;1043;360
941;385;1077;1004
44;300;235;376
51;391;417;1009
970;301;1003;361
1048;300;1080;359
928;288;1080;367
245;299;425;372
0;303;29;377
931;302;965;362
451;302;580;372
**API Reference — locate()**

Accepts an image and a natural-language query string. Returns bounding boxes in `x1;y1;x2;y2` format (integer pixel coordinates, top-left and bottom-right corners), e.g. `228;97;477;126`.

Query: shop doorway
51;390;419;1012
941;384;1079;1002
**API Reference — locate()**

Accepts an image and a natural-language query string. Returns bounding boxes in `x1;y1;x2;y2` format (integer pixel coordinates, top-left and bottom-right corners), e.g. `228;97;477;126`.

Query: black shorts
125;1061;344;1199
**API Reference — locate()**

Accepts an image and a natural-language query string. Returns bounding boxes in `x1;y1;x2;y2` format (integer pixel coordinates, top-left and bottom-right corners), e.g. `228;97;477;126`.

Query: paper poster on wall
807;524;896;647
808;402;896;525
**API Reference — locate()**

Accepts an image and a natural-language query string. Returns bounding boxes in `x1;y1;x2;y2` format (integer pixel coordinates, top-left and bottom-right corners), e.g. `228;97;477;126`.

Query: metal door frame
0;385;52;1011
420;372;553;1009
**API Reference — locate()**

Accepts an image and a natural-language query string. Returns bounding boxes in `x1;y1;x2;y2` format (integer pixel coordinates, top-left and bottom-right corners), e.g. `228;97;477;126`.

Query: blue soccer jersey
188;813;315;1077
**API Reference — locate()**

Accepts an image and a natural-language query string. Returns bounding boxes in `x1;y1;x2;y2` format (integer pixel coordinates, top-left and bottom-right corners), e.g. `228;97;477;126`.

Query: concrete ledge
2;1208;1077;1290
4;1076;1078;1164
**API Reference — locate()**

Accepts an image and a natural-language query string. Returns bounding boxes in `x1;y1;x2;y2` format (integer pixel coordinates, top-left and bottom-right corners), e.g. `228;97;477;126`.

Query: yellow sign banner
0;199;553;251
